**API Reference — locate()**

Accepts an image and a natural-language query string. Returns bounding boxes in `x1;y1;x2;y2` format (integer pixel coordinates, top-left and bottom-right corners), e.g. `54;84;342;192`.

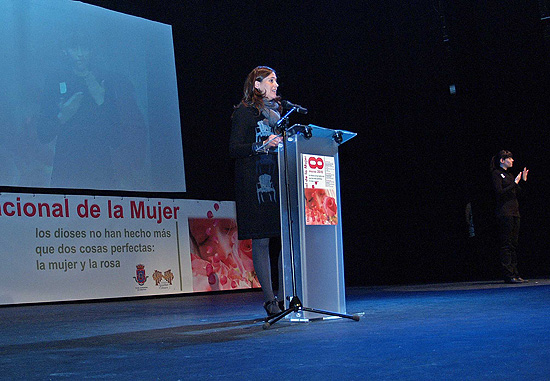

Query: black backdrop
80;0;550;286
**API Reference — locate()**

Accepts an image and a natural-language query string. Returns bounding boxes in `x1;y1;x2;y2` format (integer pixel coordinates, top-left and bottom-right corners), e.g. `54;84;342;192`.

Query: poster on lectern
302;154;338;225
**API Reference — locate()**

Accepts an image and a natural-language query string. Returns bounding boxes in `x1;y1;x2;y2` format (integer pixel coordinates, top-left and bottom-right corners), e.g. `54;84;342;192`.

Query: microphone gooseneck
281;100;308;114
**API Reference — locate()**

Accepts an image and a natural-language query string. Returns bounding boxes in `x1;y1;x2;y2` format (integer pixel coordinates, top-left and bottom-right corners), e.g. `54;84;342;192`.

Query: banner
0;193;258;305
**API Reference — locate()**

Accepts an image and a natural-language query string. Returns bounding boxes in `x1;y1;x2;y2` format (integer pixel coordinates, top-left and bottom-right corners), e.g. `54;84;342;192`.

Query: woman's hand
57;92;84;124
522;167;528;181
515;172;522;184
83;73;105;105
263;134;282;148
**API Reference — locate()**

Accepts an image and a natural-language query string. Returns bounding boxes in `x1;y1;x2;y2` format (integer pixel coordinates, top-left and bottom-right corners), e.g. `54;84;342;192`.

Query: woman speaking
230;66;283;316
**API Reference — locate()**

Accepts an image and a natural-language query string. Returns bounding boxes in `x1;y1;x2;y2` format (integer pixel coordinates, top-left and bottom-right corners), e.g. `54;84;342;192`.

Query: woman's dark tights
252;238;282;303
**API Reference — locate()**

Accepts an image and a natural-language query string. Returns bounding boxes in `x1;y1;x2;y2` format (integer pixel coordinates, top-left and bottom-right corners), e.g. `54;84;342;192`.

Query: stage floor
2;279;550;380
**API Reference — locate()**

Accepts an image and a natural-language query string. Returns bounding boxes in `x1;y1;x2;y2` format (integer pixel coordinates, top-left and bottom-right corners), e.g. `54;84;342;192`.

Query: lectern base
262;296;360;330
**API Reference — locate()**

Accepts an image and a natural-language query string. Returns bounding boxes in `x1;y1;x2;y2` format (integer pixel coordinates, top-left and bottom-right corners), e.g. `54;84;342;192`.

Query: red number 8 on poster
308;157;324;169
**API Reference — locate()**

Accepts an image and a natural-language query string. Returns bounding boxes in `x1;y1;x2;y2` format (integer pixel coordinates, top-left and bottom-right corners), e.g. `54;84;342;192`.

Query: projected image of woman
490;150;529;284
37;32;146;189
230;66;283;317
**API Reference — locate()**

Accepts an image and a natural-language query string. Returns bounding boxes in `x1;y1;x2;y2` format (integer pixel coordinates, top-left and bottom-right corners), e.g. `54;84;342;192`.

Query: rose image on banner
188;218;260;292
305;188;338;225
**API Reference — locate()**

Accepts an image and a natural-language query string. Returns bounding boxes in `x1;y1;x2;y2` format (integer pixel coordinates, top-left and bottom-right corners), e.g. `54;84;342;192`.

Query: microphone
281;100;308;114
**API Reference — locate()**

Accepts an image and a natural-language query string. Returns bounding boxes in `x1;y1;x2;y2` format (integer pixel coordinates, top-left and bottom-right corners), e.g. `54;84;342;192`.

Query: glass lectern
278;124;356;321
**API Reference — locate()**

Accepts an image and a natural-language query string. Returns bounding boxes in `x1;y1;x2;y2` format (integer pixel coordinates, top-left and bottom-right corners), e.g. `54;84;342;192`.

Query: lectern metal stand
262;124;359;329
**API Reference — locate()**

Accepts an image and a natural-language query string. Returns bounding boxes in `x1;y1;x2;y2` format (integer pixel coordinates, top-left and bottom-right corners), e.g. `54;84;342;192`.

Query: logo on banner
133;264;148;286
308;157;324;169
152;269;174;287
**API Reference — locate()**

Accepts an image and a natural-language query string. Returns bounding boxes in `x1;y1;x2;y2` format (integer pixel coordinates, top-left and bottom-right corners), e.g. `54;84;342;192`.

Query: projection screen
0;0;186;192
